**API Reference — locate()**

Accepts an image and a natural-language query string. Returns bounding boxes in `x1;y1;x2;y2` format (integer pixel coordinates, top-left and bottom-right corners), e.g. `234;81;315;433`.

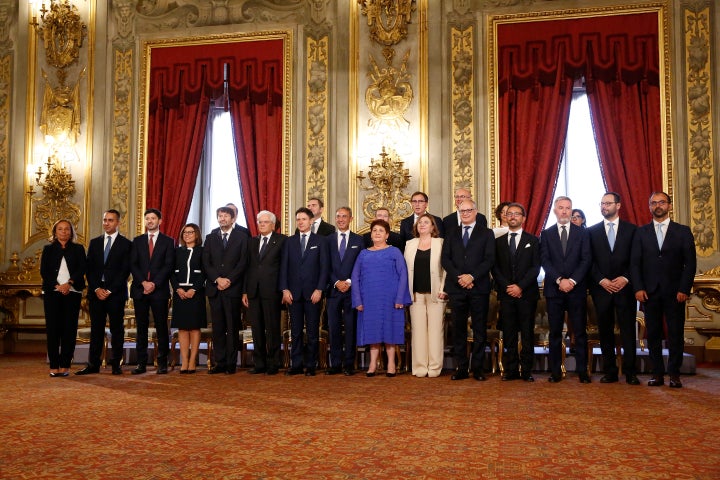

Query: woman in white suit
404;213;447;377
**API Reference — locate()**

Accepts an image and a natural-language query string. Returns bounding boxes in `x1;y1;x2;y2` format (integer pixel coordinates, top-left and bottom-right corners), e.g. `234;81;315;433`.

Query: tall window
186;108;248;237
544;89;606;229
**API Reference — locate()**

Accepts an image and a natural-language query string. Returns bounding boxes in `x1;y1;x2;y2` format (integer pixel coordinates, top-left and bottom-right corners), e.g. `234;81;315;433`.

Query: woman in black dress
40;219;86;377
170;223;207;373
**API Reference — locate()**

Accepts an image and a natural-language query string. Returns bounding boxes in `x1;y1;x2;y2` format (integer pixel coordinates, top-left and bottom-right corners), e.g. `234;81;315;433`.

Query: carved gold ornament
357;146;413;230
366;48;413;130
34;0;87;70
359;0;416;46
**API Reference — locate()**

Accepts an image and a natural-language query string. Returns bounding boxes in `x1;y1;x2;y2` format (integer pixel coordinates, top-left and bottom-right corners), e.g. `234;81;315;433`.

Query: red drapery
146;40;284;239
497;13;661;234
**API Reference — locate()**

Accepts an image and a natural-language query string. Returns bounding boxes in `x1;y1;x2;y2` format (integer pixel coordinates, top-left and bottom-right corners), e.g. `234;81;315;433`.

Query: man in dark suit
631;191;696;388
540;196;592;383
280;207;329;376
400;191;444;243
223;202;252;237
242;210;286;375
76;209;132;376
492;203;540;382
587;192;639;385
363;207;405;251
306;197;336;236
326;207;364;376
203;206;249;374
442;188;488;237
441;199;495;381
129;208;175;374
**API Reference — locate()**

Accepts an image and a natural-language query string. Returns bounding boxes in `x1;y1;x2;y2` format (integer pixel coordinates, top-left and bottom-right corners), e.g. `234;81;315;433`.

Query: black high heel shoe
366;371;376;377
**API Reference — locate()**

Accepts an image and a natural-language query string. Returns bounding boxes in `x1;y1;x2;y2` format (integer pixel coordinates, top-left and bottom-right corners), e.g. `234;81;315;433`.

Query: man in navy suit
280;207;329;376
631;191;696;388
130;208;175;374
540;196;592;383
588;192;639;385
242;210;286;375
363;207;405;251
492;203;540;382
203;206;249;374
441;200;495;381
400;191;444;243
325;207;364;376
76;209;132;376
442;188;488;237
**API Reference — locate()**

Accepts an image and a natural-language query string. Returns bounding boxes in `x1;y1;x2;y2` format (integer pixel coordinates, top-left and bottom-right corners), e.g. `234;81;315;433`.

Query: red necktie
147;233;155;280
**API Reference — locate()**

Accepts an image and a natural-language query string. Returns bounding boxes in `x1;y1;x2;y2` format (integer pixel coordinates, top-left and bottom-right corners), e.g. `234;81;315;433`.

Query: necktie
339;233;347;260
104;235;112;264
462;226;470;247
301;234;307;255
656;223;664;249
607;222;616;251
259;236;268;259
223;232;228;249
148;233;154;258
560;225;567;255
312;222;317;234
509;232;517;255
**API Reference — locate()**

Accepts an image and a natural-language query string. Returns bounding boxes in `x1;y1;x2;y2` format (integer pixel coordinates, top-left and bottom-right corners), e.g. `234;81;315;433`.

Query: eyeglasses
506;212;524;217
459;208;476;215
571;215;583;220
650;200;668;206
411;200;427;204
454;195;469;199
599;202;617;207
182;231;195;235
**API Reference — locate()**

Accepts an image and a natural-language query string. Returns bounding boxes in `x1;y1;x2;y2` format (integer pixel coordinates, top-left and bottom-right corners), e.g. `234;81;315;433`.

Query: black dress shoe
502;373;520;381
325;367;341;375
131;365;147;375
365;371;376;377
522;375;535;382
599;374;619;383
75;365;100;375
156;367;168;375
208;366;226;374
579;373;591;383
548;374;562;383
647;376;664;387
343;368;355;376
304;369;316;376
49;372;69;378
266;367;279;376
669;375;683;388
111;366;123;375
285;367;304;376
625;374;640;385
473;370;487;381
225;368;237;375
451;370;469;381
248;368;267;375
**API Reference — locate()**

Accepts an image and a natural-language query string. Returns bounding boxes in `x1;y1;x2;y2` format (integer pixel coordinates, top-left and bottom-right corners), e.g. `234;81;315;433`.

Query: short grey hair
256;210;277;225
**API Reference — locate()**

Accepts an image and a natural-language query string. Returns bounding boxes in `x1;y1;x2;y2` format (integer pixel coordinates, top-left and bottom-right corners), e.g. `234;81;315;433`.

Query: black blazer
539;223;591;299
630;221;696;296
40;241;87;294
244;232;287;299
587;220;636;296
327;231;364;298
296;219;336;237
493;231;540;300
130;232;175;300
441;224;495;295
400;213;445;243
202;227;249;298
86;233;132;300
279;232;329;299
170;246;205;293
442;211;488;238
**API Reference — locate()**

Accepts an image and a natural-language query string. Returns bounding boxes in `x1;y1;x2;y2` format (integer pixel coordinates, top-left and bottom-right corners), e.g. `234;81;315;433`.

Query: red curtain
497;12;660;233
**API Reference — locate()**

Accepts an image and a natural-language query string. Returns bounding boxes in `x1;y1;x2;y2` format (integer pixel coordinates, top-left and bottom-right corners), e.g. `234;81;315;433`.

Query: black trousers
645;293;685;376
592;289;637;376
88;293;126;367
209;294;242;370
547;293;587;376
288;298;321;370
327;293;357;369
449;292;489;373
499;295;537;376
44;291;81;369
134;296;170;367
247;294;282;370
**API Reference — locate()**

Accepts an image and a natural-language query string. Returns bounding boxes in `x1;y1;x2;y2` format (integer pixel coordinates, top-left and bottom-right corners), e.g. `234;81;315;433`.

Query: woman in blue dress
351;219;411;377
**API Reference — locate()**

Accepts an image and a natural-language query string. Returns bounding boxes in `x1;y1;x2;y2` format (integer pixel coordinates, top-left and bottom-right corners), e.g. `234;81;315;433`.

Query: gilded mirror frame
136;30;293;234
487;2;672;212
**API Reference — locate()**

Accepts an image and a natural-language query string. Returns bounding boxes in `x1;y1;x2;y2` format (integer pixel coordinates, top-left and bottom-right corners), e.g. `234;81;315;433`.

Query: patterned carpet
1;354;719;479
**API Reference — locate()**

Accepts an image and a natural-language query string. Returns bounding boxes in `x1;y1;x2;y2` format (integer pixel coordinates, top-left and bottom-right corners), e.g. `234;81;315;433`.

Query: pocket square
524;243;531;248
310;245;318;249
351;245;358;249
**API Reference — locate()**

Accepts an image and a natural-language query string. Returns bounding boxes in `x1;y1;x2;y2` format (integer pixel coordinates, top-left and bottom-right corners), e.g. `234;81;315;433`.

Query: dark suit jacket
130;232;175;300
244;232;287;299
442;211;488;238
540;223;591;298
630;221;696;296
363;230;405;251
86;233;132;300
211;223;250;238
587;219;636;296
279;232;329;299
170;246;205;292
40;241;87;293
493;231;540;300
296;219;335;237
441;224;495;295
202;227;248;298
400;213;445;243
327;231;364;297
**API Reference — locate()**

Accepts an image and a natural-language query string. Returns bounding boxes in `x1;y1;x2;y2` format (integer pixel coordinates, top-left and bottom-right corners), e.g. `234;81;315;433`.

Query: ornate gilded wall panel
305;33;329;203
450;24;475;194
684;1;717;256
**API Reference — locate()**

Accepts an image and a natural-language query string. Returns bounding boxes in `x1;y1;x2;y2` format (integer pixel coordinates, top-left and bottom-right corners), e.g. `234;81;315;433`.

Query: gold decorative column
305;31;329;204
450;24;475;194
0;2;14;262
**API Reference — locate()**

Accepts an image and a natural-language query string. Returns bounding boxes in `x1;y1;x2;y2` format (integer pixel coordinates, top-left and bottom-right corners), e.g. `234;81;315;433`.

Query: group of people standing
41;189;696;388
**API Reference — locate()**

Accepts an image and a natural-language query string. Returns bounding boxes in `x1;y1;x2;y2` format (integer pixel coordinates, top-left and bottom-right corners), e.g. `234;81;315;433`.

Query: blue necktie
301;234;307;255
339;233;347;260
222;232;228;249
607;222;616;252
462;226;470;247
103;235;112;264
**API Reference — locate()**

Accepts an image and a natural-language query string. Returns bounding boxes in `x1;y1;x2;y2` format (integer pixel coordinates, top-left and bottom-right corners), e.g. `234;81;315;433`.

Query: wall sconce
356;146;413;229
27;143;77;202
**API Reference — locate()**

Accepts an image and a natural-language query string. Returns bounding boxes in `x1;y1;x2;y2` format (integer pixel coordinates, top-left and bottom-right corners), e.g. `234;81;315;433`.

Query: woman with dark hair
40;219;86;377
571;209;587;228
404;213;447;377
170;223;207;373
351;219;412;377
493;201;511;238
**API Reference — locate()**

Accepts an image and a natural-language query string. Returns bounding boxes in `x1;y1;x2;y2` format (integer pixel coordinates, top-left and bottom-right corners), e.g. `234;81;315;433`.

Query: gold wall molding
450;24;475;194
359;0;416;46
366;48;413;131
683;1;716;256
305;31;329;204
0;1;14;264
